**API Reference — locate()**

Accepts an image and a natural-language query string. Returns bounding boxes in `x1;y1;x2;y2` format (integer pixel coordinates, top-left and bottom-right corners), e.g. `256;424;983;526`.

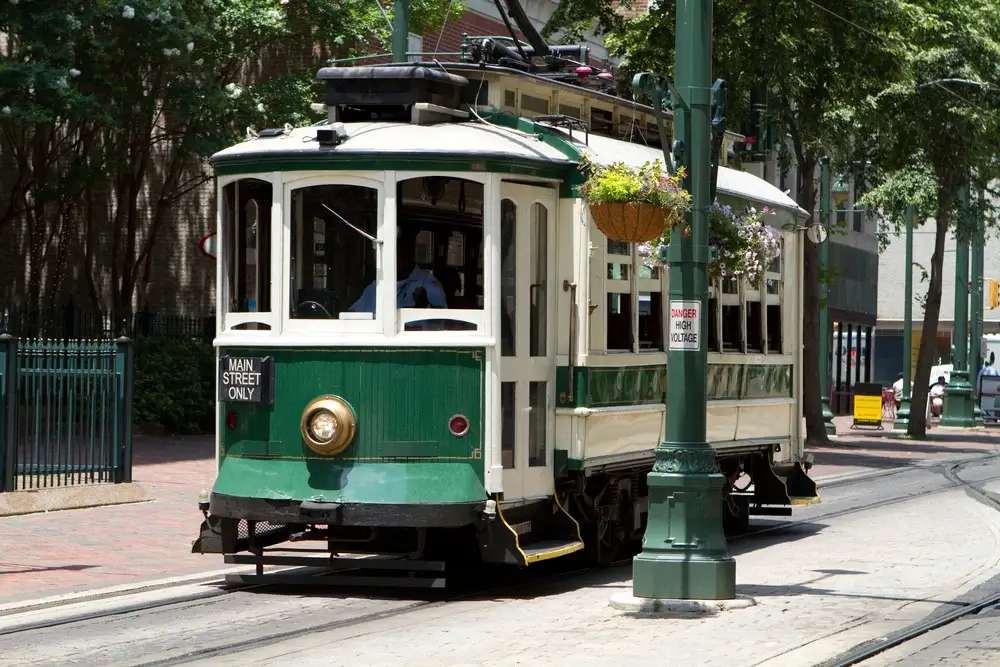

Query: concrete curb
609;593;757;614
0;566;253;615
0;483;150;517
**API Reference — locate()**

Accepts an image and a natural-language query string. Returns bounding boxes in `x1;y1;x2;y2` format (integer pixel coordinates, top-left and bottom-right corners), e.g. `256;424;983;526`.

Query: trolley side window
604;240;664;353
765;239;783;353
396;176;485;333
222;178;272;329
288;184;379;320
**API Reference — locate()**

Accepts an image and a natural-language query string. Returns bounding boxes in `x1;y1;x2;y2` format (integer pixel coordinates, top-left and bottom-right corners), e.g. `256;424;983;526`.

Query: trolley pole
630;0;736;601
943;181;975;427
818;157;836;435
894;205;916;431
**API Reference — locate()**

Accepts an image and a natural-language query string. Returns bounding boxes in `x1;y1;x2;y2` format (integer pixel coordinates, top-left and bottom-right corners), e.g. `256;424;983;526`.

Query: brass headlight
300;396;356;455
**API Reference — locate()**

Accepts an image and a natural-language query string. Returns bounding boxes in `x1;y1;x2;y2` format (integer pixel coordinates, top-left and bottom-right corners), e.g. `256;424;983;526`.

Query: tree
544;0;906;445
0;0;462;321
847;0;1000;437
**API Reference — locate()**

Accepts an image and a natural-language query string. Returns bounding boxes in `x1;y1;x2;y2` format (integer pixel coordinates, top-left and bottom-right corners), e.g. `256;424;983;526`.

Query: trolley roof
212;120;806;216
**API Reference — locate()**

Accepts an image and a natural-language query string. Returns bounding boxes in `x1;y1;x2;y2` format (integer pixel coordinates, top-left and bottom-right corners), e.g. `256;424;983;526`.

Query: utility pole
391;0;410;62
818;157;835;435
942;182;975;427
893;205;916;431
628;0;736;601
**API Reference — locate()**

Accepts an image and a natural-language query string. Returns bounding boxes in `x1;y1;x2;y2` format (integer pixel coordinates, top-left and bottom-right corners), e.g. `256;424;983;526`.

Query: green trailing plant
639;202;781;285
578;155;690;216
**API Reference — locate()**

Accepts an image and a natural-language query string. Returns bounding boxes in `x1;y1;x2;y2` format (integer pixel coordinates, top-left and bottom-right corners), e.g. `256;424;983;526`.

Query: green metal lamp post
942;182;976;427
893;205;917;431
818;157;836;435
391;0;410;62
971;188;986;425
627;0;737;601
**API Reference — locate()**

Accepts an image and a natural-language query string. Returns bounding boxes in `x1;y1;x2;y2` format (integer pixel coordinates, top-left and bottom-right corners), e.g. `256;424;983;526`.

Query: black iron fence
1;304;214;344
0;334;134;491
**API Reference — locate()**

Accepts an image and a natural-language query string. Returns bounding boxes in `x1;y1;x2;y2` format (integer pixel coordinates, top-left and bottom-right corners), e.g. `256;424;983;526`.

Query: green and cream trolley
193;60;819;585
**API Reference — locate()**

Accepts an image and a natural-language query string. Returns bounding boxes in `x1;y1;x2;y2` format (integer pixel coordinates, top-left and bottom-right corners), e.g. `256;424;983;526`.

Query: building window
604;240;663;353
407;33;422;61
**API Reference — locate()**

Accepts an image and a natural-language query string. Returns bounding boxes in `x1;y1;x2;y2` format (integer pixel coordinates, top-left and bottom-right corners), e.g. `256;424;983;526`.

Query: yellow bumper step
521;539;585;564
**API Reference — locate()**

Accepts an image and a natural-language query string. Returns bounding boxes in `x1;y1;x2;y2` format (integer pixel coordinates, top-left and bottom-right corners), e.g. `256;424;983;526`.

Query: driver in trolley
349;228;448;314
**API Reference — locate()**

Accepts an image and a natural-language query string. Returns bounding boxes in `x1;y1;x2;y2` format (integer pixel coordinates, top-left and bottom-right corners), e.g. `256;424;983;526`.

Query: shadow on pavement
0;563;99;575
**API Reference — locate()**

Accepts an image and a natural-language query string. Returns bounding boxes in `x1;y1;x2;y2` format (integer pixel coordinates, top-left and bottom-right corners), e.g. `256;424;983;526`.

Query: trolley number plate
218;355;274;404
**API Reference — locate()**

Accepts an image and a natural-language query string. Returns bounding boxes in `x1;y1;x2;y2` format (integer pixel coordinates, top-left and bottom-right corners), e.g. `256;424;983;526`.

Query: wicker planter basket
589;202;681;243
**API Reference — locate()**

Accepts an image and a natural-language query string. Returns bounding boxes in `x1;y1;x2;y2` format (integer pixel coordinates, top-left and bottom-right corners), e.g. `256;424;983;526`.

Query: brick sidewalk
804;414;1000;482
0;435;217;603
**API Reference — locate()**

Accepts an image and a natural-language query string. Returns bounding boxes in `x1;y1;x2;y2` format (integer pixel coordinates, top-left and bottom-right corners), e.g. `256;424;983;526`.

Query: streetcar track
734;453;1000;543
5;453;999;662
814;457;1000;667
126;557;634;667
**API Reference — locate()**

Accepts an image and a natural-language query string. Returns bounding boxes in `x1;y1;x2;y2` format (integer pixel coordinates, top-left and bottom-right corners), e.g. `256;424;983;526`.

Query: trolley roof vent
316;65;470;125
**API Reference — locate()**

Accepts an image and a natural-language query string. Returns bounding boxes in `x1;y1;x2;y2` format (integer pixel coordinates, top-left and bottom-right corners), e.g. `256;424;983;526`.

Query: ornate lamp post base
630;442;736;600
821;401;837;436
893;400;912;431
941;373;976;427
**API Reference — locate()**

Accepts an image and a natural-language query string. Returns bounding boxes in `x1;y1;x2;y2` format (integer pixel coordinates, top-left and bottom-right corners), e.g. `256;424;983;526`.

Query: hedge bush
133;336;215;434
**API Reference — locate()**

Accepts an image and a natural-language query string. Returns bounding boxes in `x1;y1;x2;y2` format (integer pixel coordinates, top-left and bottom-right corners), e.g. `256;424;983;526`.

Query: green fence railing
0;335;134;491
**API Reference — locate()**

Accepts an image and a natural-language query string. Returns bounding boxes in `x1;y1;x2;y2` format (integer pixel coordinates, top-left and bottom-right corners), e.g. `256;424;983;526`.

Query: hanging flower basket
578;156;690;243
638;203;782;285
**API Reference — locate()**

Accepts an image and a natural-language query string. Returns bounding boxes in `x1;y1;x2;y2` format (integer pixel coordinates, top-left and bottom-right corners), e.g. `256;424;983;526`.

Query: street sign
668;301;700;350
199;233;218;260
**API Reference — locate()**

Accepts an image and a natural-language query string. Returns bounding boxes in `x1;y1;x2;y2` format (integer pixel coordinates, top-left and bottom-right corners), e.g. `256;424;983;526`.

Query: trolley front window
289;184;379;321
221;178;273;331
396;176;486;333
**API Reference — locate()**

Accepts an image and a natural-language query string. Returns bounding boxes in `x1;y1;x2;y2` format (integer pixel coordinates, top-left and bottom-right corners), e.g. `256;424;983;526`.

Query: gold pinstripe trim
224;454;479;462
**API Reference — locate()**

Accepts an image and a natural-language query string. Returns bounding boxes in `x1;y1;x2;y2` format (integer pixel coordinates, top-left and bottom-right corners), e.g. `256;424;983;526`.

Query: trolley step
520;539;585;564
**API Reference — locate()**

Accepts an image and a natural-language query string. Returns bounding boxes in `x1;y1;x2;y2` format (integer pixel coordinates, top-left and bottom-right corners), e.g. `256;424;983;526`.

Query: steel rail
818;458;1000;667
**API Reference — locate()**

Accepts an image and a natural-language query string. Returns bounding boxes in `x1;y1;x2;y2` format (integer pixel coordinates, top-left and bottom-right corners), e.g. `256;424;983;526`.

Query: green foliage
133;337;215;434
0;0;463;314
578;155;691;214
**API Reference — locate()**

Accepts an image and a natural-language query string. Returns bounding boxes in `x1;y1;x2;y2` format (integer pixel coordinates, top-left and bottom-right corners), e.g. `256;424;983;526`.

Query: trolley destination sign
669;301;701;351
218;356;275;404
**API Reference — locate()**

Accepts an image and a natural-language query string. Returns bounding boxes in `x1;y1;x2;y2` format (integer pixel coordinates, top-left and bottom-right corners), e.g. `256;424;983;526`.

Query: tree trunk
907;200;950;437
796;152;830;446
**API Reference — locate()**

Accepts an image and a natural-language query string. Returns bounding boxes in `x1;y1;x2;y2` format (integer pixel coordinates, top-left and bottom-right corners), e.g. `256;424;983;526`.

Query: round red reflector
448;414;469;437
226;411;237;430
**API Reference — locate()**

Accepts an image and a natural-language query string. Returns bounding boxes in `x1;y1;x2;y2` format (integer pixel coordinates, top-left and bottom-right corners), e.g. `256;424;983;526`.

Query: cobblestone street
1;425;1000;666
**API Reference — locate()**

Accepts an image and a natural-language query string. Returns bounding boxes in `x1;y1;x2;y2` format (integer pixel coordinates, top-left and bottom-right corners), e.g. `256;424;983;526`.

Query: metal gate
0;334;134;491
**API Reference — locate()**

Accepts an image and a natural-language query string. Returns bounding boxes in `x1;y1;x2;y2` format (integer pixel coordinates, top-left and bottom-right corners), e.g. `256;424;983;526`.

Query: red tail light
226;411;237;430
448;414;469;437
